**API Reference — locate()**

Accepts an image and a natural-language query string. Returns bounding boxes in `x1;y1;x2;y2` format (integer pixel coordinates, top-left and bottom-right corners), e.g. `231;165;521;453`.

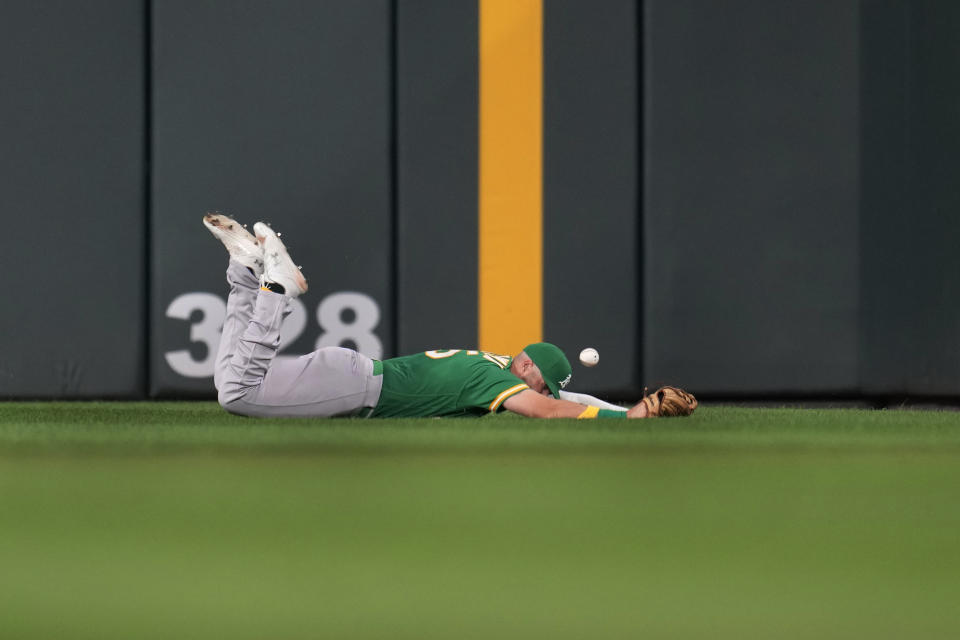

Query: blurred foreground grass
1;402;959;639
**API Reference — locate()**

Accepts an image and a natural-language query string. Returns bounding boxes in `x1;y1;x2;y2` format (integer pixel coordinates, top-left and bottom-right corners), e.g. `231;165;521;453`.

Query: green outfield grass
2;402;959;639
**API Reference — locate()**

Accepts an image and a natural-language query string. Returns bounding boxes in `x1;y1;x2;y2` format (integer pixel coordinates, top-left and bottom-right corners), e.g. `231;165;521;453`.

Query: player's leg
215;259;260;391
216;222;382;418
217;290;382;417
202;213;264;391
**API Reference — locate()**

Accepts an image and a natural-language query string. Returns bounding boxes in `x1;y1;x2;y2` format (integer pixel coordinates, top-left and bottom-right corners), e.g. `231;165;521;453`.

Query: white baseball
579;347;599;367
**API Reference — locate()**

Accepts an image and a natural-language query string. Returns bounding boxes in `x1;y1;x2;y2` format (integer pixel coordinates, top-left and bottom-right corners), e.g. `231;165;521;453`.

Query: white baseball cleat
253;222;308;297
202;213;264;275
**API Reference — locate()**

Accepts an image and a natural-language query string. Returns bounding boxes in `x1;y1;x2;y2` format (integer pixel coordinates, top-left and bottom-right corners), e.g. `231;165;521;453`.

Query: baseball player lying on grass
203;213;697;420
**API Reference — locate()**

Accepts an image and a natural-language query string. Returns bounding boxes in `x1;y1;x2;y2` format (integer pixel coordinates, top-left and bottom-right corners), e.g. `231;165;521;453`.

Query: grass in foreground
2;401;960;453
1;402;959;639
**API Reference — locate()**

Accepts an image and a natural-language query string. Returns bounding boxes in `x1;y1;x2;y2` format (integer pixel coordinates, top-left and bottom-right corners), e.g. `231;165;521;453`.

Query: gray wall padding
860;0;960;395
544;0;641;398
0;1;146;397
4;0;960;399
396;0;479;354
151;0;393;396
644;0;861;394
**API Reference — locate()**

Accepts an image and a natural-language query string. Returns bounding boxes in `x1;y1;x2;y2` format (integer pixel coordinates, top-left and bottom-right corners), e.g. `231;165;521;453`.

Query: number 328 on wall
164;291;382;378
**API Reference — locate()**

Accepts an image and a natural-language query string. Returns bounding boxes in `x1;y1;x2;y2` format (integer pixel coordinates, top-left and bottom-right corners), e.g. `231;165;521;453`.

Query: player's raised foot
202;213;264;275
253;222;308;298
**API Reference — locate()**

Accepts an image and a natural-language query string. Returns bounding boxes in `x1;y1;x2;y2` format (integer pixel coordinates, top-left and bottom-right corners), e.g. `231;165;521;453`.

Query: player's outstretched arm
626;401;650;418
504;389;649;419
503;387;697;419
502;389;591;418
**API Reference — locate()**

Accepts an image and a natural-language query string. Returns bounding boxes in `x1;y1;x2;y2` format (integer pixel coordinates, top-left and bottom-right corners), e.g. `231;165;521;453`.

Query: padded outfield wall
1;0;959;400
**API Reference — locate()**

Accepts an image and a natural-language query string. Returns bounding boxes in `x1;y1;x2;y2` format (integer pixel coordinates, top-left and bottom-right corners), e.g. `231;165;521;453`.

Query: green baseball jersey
372;349;529;418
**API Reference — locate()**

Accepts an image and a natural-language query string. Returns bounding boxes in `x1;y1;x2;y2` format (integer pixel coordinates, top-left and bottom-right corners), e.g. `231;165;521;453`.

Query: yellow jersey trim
489;383;529;411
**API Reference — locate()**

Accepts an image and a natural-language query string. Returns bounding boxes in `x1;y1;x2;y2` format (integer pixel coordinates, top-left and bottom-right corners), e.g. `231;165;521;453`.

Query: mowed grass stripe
1;402;960;453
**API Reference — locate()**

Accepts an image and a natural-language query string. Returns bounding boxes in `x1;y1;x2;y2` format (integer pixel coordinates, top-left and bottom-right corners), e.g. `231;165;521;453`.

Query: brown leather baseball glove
640;386;698;417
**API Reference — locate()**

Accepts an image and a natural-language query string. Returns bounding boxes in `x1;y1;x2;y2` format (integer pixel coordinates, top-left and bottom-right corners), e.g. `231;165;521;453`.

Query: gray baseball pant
214;260;383;418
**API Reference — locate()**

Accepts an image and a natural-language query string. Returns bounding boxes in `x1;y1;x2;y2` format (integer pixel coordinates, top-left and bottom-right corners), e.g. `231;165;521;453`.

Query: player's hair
515;351;539;373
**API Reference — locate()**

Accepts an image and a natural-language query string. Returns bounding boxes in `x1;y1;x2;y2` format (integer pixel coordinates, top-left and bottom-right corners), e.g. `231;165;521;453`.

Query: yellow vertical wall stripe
478;0;543;355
